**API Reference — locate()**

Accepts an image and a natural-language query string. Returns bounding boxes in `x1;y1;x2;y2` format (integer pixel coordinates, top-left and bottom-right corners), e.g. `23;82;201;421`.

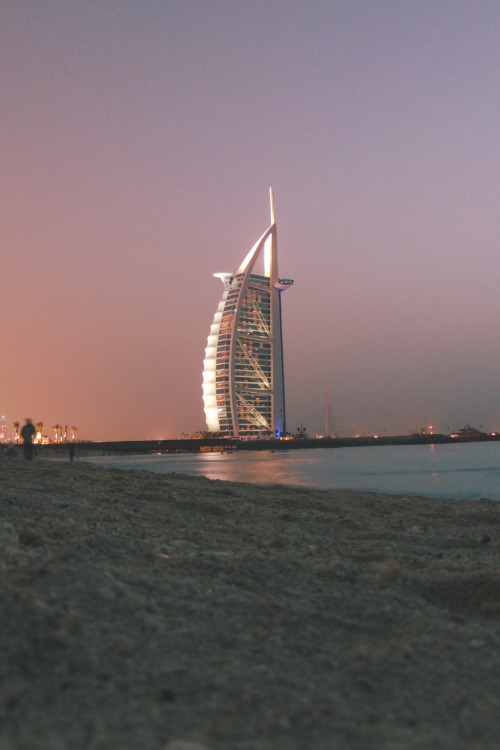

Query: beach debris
377;559;400;581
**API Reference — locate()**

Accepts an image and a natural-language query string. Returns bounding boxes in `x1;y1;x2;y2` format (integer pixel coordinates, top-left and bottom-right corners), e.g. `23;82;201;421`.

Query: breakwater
40;432;500;456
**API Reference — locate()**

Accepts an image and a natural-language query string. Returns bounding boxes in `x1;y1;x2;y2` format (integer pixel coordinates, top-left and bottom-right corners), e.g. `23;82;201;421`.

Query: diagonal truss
236;393;272;431
235;341;271;390
245;299;271;337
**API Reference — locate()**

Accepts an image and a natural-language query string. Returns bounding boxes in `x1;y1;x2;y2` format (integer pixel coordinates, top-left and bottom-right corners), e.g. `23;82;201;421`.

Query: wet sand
1;455;500;749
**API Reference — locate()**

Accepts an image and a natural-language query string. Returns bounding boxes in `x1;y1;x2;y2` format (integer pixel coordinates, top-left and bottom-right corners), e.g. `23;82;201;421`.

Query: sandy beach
2;454;500;749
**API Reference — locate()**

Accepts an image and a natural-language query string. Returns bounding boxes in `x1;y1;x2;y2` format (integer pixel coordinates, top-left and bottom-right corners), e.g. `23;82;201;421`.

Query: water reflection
195;451;320;486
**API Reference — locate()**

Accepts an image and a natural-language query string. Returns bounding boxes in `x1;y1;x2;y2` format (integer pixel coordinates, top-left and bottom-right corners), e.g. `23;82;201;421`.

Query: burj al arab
202;189;293;438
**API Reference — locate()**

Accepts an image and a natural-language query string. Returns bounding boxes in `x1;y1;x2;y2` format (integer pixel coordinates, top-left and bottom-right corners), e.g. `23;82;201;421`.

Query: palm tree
13;421;20;442
53;424;63;442
70;426;78;441
35;422;44;443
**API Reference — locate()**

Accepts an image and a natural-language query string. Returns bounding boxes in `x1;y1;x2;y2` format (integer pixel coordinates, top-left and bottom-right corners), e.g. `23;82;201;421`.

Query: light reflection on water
85;441;500;500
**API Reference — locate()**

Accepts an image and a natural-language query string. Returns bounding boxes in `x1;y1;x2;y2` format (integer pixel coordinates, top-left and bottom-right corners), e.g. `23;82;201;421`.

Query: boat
450;425;486;440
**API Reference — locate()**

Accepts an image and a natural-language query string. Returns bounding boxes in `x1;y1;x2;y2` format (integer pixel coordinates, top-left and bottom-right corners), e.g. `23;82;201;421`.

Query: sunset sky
3;1;500;441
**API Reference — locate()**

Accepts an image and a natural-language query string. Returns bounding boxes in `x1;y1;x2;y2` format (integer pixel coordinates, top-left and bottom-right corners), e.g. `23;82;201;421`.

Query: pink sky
3;1;500;441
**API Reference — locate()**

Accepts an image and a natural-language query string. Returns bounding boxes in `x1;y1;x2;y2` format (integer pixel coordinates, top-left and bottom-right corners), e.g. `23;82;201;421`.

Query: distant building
202;189;293;438
0;415;7;442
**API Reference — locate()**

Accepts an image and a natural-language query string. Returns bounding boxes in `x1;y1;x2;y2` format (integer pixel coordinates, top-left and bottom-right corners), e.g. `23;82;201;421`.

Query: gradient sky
3;0;500;441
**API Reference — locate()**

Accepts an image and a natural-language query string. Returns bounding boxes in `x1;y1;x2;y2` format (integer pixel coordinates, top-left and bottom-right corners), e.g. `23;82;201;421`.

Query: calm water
85;441;500;500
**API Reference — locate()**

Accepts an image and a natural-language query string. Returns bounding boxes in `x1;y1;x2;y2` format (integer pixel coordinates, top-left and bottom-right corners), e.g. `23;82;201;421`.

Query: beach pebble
62;611;82;634
469;639;485;649
141;613;165;633
164;740;209;750
98;587;116;600
18;527;44;547
247;664;268;675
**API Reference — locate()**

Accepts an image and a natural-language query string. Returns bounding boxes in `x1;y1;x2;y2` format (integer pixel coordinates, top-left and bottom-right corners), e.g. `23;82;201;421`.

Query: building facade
202;189;293;438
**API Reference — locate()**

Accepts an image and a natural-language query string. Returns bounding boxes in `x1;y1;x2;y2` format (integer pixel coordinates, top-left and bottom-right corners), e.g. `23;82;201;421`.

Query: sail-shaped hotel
202;189;293;438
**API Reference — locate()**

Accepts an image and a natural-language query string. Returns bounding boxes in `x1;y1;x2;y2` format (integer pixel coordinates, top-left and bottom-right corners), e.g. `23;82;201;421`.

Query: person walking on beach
20;418;36;461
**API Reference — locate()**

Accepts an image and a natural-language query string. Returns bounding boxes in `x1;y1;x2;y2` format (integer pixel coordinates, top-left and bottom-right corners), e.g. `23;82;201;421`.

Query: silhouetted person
69;443;75;462
20;418;36;461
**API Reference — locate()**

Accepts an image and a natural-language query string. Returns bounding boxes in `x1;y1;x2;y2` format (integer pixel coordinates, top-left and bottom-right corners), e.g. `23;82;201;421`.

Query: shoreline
81;442;500;502
2;456;500;749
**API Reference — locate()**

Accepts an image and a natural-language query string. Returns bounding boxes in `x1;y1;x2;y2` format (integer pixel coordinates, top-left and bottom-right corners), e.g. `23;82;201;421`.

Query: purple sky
3;1;500;440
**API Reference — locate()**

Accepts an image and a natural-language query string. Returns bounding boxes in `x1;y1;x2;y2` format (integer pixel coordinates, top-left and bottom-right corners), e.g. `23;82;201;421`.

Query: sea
84;440;500;501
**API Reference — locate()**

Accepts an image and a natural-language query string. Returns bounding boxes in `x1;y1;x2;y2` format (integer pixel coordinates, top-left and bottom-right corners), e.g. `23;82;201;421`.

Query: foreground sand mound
1;456;500;749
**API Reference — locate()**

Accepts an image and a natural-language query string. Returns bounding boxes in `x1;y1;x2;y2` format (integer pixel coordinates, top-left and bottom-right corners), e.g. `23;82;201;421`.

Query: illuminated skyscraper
202;189;293;438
